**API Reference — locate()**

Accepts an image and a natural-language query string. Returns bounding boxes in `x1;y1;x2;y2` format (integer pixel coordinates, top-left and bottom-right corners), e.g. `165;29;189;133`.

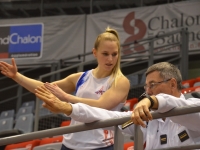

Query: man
35;62;200;149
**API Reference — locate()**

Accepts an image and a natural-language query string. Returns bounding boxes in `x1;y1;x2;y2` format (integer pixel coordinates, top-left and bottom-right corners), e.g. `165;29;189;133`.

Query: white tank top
63;70;124;149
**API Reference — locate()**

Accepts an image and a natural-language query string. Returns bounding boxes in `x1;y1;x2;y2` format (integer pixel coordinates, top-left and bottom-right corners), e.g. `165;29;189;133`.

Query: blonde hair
94;27;124;86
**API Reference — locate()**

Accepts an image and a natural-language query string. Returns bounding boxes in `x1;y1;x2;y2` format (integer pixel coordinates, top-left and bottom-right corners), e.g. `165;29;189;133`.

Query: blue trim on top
75;70;89;95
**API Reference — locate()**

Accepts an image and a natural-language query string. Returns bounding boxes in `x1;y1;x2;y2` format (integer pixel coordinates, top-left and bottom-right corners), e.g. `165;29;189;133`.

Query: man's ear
93;48;97;58
171;78;177;88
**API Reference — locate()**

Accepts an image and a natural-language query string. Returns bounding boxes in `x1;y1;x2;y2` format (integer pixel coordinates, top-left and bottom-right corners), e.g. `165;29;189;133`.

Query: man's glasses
144;78;172;90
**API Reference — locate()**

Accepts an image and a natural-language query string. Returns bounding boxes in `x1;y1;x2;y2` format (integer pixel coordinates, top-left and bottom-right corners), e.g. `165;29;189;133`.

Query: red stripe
0;53;9;58
109;130;114;145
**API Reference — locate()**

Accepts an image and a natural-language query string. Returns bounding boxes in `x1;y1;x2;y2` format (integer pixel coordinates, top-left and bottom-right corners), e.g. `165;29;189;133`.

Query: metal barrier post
113;126;124;150
34;75;44;132
16;85;23;112
180;28;189;80
56;62;61;80
148;40;154;67
34;97;40;131
50;63;57;82
134;125;143;150
77;62;84;72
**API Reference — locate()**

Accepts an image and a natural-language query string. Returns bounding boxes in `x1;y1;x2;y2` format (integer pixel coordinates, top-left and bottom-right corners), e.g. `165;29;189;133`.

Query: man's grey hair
145;62;182;90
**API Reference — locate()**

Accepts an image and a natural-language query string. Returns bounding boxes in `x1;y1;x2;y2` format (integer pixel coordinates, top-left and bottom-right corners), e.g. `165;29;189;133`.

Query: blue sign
0;23;43;59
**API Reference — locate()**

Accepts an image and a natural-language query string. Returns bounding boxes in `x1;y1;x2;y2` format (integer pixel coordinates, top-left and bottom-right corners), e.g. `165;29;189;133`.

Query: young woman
0;27;130;150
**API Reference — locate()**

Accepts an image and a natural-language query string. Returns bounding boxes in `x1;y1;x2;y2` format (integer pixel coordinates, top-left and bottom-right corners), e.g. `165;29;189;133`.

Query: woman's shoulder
113;75;130;86
72;70;91;77
71;72;84;78
73;70;92;80
117;74;129;81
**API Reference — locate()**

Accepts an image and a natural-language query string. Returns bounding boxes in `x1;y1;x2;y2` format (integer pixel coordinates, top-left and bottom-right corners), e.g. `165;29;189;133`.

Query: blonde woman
0;27;130;150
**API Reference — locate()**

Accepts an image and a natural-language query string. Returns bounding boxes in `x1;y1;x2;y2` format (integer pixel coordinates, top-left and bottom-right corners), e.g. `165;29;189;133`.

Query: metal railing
1;104;200;150
0;28;193;132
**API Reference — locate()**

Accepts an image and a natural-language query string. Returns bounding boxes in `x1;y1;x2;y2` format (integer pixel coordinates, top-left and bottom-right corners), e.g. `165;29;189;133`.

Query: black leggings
61;144;114;150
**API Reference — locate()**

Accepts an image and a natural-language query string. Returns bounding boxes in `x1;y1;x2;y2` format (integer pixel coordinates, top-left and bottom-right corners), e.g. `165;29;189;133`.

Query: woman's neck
92;68;111;79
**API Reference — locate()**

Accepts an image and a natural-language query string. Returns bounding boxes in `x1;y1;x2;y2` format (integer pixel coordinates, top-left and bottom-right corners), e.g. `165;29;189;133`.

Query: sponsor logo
95;86;105;95
122;11;147;54
0;23;43;59
0;33;41;45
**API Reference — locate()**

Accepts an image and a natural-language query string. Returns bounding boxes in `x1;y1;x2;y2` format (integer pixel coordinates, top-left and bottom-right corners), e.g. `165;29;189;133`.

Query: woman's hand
44;82;69;102
35;85;72;115
0;58;18;79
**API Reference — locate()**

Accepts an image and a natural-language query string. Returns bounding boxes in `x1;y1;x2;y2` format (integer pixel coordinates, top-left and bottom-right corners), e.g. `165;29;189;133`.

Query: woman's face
93;40;119;72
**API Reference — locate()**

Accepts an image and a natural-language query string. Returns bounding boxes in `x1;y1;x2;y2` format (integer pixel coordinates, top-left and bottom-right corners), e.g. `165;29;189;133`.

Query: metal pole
113;126;124;150
16;86;23;112
141;0;143;7
50;63;57;82
90;0;93;14
180;28;189;80
83;14;87;63
56;61;61;80
134;125;143;150
148;40;154;67
34;97;40;131
40;0;44;17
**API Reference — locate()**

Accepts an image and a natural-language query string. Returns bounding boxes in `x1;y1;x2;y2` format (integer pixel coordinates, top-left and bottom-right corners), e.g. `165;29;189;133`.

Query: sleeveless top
63;70;125;149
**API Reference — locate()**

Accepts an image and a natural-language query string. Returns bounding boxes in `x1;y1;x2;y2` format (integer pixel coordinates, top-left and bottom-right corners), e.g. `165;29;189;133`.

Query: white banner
0;1;199;64
86;1;200;60
0;15;86;65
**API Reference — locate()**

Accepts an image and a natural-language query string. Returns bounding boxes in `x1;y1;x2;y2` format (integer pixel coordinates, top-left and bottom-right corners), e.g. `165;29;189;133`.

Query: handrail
0;84;18;92
121;42;181;60
61;51;92;62
0;65;52;81
40;59;96;78
1;104;200;148
0;91;32;104
121;53;180;69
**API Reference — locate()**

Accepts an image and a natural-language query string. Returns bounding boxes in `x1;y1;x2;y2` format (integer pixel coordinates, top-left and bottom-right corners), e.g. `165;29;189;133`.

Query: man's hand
0;58;18;79
35;85;72;115
131;98;152;128
44;82;69;102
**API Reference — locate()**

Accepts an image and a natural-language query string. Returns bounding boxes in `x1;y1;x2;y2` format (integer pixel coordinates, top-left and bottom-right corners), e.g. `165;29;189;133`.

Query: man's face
145;71;172;95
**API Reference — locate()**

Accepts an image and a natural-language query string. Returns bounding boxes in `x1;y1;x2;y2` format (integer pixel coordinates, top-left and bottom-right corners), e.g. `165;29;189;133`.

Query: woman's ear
93;48;97;58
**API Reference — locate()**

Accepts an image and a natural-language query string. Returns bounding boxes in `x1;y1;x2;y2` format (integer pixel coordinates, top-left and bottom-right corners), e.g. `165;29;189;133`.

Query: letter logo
122;12;147;54
0;23;43;59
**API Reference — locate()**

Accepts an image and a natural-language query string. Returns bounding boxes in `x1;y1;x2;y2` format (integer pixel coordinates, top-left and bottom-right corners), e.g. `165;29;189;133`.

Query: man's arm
130;93;200;131
69;103;131;123
35;85;131;122
35;86;136;135
70;103;135;135
155;93;200;132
